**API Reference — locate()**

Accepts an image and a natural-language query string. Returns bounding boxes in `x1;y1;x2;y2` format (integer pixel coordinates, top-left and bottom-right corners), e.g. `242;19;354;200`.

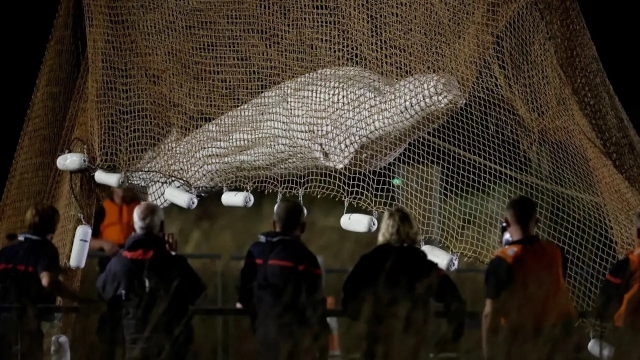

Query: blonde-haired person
0;203;92;360
342;207;466;360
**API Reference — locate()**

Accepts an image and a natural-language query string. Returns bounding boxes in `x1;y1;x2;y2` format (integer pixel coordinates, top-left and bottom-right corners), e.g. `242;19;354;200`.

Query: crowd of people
0;189;638;360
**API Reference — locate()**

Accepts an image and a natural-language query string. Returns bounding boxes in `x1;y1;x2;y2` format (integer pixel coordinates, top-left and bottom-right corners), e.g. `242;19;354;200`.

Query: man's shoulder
248;240;267;254
493;244;523;263
0;242;17;259
24;239;59;258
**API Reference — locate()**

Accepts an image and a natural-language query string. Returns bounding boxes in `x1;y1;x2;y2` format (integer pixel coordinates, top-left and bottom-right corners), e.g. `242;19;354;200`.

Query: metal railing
40;251;488;359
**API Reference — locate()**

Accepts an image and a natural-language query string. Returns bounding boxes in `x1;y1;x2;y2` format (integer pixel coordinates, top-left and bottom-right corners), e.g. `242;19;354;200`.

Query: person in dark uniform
0;203;92;360
89;186;140;360
237;200;328;360
482;195;577;360
342;207;466;360
97;202;205;360
594;212;640;360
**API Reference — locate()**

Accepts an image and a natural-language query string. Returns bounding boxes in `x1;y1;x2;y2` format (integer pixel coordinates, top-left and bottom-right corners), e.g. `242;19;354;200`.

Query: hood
258;231;301;243
123;232;167;252
13;232;46;242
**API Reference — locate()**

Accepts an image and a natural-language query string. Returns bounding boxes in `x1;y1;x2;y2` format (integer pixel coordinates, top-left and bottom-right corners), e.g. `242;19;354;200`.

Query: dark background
1;1;637;198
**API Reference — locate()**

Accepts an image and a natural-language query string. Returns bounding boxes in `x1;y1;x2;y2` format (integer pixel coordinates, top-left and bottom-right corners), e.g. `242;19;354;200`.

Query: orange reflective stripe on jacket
494;239;576;328
99;199;139;246
614;247;640;329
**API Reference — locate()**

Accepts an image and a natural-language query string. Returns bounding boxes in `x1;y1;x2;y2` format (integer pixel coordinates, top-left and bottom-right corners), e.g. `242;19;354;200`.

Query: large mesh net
1;0;639;314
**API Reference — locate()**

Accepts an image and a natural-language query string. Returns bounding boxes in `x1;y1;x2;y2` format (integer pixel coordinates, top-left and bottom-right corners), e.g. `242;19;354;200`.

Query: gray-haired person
97;202;205;359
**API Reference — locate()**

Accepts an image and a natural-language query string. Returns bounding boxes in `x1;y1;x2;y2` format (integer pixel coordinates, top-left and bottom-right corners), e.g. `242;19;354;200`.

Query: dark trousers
0;315;44;360
97;254;124;360
255;316;325;360
97;302;124;360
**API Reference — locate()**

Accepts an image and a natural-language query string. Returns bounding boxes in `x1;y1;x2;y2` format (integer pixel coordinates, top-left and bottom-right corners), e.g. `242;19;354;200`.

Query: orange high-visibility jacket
613;247;640;329
99;199;139;246
494;239;576;329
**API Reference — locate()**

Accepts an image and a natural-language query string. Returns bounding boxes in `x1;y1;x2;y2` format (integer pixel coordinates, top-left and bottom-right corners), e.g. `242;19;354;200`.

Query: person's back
1;203;89;360
343;243;436;318
342;207;466;360
254;233;323;321
238;200;326;360
97;202;205;360
0;235;58;308
0;236;58;351
492;237;575;329
483;195;576;360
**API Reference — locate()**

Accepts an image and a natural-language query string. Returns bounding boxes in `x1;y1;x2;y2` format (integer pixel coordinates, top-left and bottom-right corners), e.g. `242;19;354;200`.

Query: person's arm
482;257;512;359
96;257;124;302
237;247;258;309
594;257;630;323
304;252;326;312
433;272;467;342
38;247;92;303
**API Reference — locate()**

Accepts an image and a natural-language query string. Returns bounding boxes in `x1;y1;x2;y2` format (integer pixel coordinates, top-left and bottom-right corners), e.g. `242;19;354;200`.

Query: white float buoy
56;153;89;172
421;245;454;271
587;338;614;360
69;224;92;269
164;186;198;209
340;213;377;233
221;191;254;207
94;170;124;188
51;334;70;360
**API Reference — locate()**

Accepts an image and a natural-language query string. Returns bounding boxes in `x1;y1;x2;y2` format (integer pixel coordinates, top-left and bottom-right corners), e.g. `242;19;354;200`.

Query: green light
392;177;402;186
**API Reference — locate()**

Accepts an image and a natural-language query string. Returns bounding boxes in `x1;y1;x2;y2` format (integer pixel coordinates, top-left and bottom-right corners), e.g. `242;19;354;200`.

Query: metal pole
216;259;223;360
17;311;21;360
433;165;443;244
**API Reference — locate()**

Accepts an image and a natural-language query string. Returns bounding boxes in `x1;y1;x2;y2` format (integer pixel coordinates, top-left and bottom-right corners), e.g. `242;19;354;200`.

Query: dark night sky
1;1;637;198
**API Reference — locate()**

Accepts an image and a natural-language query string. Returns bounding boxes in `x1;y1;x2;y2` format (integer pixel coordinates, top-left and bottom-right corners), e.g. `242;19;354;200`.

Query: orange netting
1;0;639;314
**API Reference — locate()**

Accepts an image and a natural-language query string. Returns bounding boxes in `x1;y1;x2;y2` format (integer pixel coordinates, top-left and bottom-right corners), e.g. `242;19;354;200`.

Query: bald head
133;202;164;234
273;200;306;236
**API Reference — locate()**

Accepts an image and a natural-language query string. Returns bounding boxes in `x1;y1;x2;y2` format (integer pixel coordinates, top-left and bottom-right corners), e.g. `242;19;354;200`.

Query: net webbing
2;0;639;318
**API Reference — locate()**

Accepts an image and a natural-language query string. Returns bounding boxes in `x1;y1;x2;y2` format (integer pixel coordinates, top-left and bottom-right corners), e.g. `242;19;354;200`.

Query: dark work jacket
237;231;325;329
96;232;205;358
343;243;466;342
0;233;59;332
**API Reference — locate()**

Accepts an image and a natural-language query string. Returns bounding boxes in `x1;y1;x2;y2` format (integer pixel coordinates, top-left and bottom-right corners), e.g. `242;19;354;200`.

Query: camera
501;222;512;247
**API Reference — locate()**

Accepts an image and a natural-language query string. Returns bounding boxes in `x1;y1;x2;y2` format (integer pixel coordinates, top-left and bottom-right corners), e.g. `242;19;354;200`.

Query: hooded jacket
96;232;205;357
237;231;325;328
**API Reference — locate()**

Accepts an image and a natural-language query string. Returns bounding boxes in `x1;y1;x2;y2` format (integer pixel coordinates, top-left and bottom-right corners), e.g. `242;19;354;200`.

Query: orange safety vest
494;238;576;329
99;199;139;246
614;246;640;329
